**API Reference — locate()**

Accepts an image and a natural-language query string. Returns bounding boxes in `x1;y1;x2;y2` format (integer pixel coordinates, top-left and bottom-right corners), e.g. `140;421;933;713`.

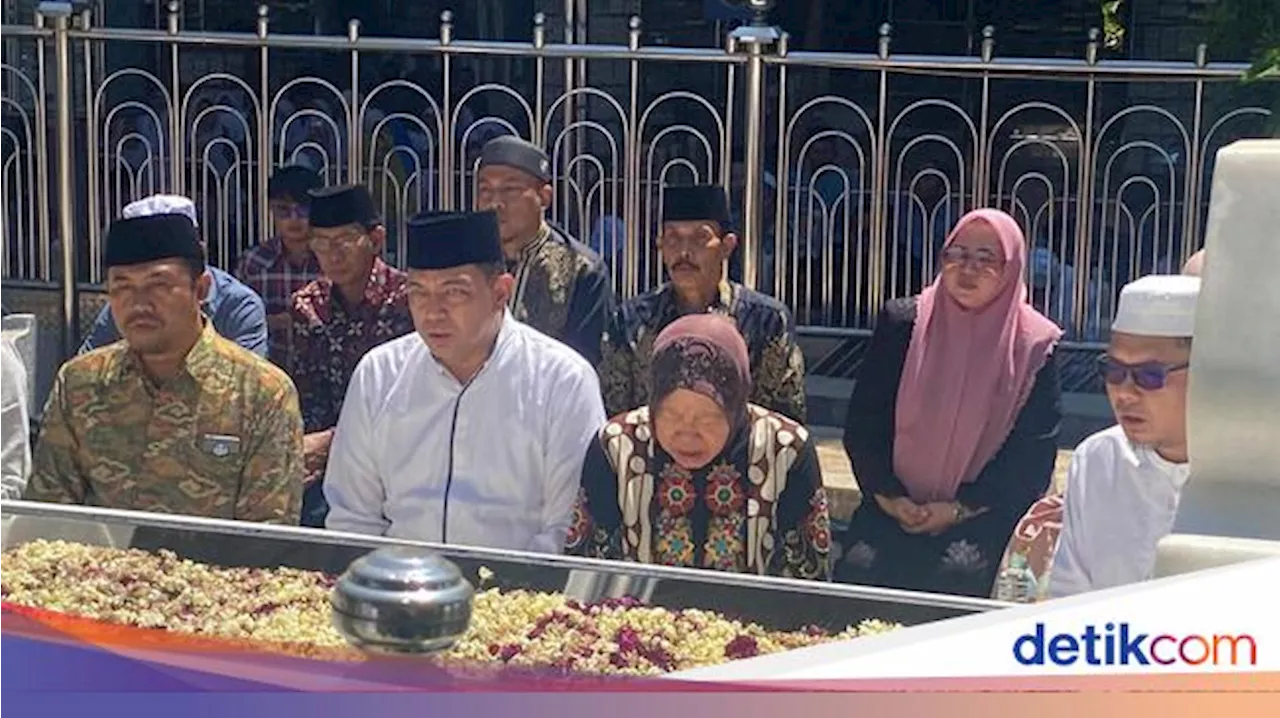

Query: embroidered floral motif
703;514;745;571
704;463;745;516
940;540;989;573
564;489;592;550
804;489;832;553
657;465;696;516
842;540;877;569
654;514;695;566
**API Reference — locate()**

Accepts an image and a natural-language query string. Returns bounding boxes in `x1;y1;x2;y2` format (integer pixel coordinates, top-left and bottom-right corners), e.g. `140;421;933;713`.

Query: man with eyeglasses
1049;274;1200;597
474;135;614;366
597;184;807;421
235;165;324;366
287;184;413;527
78;195;269;359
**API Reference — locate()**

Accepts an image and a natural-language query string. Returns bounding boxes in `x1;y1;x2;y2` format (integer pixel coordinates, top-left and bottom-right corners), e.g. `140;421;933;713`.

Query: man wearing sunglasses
1049;274;1201;598
235;165;324;366
287;184;414;527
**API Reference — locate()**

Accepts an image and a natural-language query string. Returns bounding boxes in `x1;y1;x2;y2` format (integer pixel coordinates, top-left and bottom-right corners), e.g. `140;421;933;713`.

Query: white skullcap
121;194;198;228
1111;274;1201;338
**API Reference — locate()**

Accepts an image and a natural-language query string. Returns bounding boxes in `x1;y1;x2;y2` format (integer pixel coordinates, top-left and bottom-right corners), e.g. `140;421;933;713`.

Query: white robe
323;312;606;553
1049;425;1191;597
1;338;31;499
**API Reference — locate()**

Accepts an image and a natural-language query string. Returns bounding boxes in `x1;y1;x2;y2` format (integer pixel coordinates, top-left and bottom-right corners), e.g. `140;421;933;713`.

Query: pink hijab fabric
892;209;1062;503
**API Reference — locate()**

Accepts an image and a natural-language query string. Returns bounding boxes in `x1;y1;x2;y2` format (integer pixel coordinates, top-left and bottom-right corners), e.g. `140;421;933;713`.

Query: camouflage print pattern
26;323;304;524
598;281;807;422
508;223;614;367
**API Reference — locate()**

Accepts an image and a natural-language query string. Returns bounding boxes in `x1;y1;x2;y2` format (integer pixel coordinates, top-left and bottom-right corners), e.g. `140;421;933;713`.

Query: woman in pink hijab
835;209;1063;597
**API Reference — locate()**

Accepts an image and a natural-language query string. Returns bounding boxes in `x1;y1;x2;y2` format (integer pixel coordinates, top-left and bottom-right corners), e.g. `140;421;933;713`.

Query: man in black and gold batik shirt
599;184;807;422
475;135;615;366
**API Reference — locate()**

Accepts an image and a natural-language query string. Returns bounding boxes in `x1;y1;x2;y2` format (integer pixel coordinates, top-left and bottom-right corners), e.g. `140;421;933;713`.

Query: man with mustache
324;210;605;551
24;212;303;522
77;195;269;358
474;135;614;366
287;184;413;527
597;184;807;421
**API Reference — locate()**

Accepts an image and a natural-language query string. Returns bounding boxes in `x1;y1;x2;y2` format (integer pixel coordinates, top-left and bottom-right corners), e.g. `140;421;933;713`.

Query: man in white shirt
1049;274;1200;597
323;210;606;553
1;336;31;498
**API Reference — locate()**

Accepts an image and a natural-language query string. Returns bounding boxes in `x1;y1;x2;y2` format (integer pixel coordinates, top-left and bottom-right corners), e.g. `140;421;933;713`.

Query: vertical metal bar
774;34;790;302
977;26;994;208
561;1;577;222
47;3;77;357
626;18;641;299
34;11;50;280
168;2;182;196
533;13;546;144
871;24;892;317
440;10;454;210
1075;29;1100;340
348;19;361;185
82;11;99;284
740;42;764;290
258;5;270;244
1185;44;1208;260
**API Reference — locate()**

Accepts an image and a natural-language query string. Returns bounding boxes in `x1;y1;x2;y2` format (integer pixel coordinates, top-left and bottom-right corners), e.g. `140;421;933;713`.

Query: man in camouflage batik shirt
475;136;614;366
25;212;304;523
598;184;807;421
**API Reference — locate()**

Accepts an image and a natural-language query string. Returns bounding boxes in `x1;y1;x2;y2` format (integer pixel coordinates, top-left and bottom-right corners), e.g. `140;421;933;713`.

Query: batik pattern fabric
567;404;831;580
508;223;614;367
235;238;323;365
991;493;1065;603
597;282;807;422
25;323;304;524
287;258;413;435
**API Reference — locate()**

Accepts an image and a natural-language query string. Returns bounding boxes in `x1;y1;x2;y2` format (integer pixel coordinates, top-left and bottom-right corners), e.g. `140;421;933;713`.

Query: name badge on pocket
201;434;242;458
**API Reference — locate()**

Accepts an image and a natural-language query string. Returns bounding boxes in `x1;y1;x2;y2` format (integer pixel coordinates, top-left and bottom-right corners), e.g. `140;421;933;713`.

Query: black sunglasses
1097;356;1189;391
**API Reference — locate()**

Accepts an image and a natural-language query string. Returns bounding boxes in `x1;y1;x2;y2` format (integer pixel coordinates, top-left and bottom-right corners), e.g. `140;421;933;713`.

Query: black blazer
842;296;1063;517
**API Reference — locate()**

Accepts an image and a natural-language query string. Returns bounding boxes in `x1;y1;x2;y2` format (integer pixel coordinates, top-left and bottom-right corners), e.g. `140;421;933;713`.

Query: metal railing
1;2;1275;358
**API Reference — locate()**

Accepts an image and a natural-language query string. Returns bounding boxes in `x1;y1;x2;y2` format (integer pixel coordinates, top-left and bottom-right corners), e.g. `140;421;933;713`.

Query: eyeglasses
270;203;309;220
941;246;1004;273
310;232;366;255
1097;356;1189;391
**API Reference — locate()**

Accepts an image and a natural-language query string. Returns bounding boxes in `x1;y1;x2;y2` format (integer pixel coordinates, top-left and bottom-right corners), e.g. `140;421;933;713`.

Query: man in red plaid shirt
235;165;324;366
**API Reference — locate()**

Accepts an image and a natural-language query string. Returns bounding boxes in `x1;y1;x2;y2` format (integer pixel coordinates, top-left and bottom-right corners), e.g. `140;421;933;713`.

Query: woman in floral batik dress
567;314;832;580
836;209;1064;598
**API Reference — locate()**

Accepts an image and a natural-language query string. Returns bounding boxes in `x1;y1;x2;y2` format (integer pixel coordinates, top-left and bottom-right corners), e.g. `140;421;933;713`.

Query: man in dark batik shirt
598;184;807;422
475;135;615;366
235;165;324;367
288;184;412;526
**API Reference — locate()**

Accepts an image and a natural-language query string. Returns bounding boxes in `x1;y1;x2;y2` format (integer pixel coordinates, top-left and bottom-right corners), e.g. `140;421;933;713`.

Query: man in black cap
475;135;615;366
25;212;304;523
287;184;413;527
324;210;605;551
598;183;807;421
235;165;325;366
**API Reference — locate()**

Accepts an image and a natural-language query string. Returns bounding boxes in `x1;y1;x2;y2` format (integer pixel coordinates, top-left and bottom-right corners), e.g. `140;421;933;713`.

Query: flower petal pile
1;540;899;675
